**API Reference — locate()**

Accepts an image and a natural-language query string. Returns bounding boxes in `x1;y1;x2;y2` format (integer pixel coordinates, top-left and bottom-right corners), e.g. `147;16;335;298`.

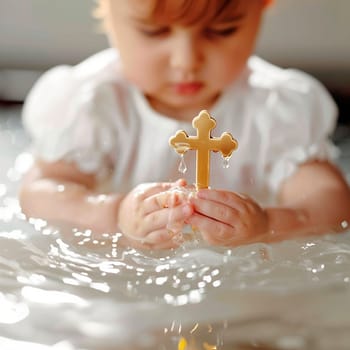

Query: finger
134;182;178;201
167;203;193;229
143;190;190;215
142;192;169;215
187;213;255;246
142;204;193;234
197;189;249;208
143;229;182;249
190;196;239;226
194;190;259;223
186;213;236;245
172;178;187;188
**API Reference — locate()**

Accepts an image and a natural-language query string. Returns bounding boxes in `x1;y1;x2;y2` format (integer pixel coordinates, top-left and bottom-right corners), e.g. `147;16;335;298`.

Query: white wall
256;0;350;86
0;0;349;99
0;0;107;69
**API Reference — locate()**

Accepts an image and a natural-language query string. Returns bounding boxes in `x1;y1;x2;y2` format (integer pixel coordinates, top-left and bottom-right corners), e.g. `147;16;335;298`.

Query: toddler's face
103;0;265;120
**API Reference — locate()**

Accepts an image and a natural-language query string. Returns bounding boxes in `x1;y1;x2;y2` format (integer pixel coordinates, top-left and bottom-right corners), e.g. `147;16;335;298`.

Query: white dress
22;49;338;204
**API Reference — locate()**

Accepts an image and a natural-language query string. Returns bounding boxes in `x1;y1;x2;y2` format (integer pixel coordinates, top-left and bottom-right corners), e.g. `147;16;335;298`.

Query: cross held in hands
169;110;238;190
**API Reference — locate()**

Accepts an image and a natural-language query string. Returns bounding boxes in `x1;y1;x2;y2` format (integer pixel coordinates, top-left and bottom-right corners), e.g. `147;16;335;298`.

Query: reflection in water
2;199;350;349
1;108;350;349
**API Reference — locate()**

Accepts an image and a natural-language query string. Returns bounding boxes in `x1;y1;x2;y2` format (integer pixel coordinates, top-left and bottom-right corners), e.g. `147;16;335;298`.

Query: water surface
1;105;350;350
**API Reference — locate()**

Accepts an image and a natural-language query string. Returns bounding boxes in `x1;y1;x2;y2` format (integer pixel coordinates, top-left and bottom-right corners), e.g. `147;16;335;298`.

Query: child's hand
117;180;193;249
187;189;269;246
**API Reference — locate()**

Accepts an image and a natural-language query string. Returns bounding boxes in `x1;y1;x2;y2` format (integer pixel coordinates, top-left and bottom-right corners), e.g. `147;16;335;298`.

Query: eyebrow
212;12;245;24
131;12;246;27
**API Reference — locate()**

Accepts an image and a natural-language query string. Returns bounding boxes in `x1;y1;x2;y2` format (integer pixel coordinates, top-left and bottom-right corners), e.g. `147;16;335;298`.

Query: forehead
122;0;242;25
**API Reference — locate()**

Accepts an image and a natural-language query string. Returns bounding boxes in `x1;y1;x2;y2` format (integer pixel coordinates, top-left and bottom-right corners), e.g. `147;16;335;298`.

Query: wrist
83;193;123;234
265;207;310;239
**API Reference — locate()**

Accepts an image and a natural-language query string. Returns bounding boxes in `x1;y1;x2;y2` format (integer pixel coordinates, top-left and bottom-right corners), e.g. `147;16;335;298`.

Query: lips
172;82;204;95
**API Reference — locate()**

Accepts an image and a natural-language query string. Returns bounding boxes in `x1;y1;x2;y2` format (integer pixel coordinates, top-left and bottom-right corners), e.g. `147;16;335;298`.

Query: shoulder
247;56;336;110
241;58;339;197
21;49;131;171
23;48;122;105
248;56;328;95
22;49;130;131
245;56;338;130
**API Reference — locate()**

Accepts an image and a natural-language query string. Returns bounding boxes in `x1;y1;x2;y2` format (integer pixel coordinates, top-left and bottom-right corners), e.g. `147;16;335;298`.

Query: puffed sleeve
22;65;118;174
257;69;339;194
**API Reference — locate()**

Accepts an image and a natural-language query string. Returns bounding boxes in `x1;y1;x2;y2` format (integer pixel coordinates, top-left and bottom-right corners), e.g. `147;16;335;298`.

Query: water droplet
341;220;349;229
178;154;187;174
222;156;231;169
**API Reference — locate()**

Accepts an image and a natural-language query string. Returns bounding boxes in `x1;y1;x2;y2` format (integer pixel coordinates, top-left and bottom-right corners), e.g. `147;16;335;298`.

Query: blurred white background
1;0;350;101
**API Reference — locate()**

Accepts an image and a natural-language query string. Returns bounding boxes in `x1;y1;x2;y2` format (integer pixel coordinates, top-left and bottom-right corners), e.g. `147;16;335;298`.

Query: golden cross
169;110;238;190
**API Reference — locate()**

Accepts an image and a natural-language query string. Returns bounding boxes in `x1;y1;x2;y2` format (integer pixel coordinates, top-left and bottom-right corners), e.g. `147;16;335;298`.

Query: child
20;0;350;249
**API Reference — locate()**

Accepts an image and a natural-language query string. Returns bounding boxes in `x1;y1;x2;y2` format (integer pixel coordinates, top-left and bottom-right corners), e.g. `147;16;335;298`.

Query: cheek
211;19;261;84
210;49;249;86
107;26;163;90
119;48;161;92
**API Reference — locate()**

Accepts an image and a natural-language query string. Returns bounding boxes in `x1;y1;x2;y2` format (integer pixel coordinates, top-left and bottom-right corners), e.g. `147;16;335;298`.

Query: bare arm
187;160;350;246
19;160;123;233
266;160;350;240
19;160;193;249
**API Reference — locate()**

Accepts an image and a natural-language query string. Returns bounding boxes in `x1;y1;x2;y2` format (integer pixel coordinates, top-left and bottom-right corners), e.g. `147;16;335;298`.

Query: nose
169;31;203;78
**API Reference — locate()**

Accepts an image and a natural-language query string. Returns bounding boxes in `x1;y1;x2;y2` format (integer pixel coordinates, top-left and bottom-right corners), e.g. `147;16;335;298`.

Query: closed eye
205;26;239;38
139;26;170;37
